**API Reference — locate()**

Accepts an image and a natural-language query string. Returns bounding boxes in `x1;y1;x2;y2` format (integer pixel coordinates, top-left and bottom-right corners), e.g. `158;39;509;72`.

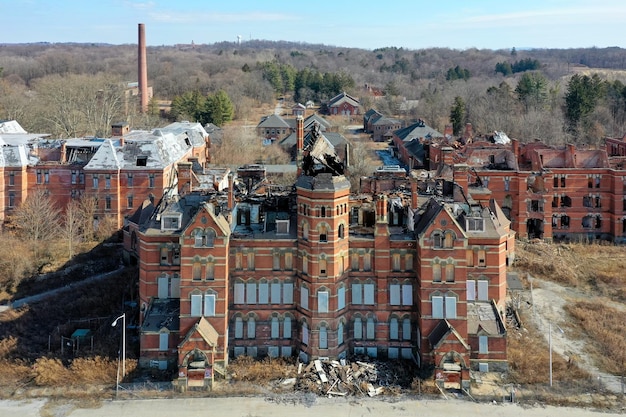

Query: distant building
327;92;361;116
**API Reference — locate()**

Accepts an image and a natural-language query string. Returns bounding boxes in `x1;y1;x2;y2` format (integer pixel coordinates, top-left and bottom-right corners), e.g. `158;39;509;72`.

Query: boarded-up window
466;250;474;267
432;296;444;319
193;263;201;281
191;294;202;317
271;282;281;304
258;282;269;304
246;283;257;304
302;322;309;345
363;253;371;271
390;284;401;306
338;321;344;345
402;284;413;305
389;318;399;340
205;262;214;280
352;283;362;304
235;317;243;339
204;293;215;317
433;263;442;282
319;258;327;276
273;252;280;270
319;326;328;349
301;286;309;310
351;252;359;270
402;318;411;340
467;280;476;301
302;255;308;274
234;283;245;304
392;253;401;271
479;335;488;353
247;317;255;339
283;283;294;304
364;283;375;305
366;317;375;339
318;291;329;313
283;316;292;339
271;317;279;338
158;276;169;299
445;263;455;282
445;296;457;319
159;333;168;351
338;286;346;310
171;276;180;298
405;253;413;271
284;252;293;270
247;252;255;270
353;317;363;340
478;280;489;301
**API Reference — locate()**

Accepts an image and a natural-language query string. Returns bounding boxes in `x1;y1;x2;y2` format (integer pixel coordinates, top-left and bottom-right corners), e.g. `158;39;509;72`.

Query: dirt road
2;396;623;417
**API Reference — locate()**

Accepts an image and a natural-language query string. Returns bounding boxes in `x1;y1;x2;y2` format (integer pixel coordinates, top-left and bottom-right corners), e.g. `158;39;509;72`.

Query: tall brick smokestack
138;23;148;113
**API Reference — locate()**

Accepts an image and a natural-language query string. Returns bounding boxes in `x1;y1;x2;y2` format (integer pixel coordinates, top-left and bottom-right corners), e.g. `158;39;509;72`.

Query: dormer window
136;156;148;166
467;218;485;232
276;219;289;235
162;215;181;231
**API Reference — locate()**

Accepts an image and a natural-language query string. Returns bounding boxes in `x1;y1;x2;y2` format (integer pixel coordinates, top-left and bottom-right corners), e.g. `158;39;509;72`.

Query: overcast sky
2;0;625;50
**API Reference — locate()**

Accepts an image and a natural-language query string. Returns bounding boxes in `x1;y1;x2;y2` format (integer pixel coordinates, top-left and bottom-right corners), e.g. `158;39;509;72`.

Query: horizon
2;0;625;50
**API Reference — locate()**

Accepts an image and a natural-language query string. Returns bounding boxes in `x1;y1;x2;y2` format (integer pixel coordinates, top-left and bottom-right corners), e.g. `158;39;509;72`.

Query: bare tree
77;196;98;242
62;199;82;260
9;189;61;259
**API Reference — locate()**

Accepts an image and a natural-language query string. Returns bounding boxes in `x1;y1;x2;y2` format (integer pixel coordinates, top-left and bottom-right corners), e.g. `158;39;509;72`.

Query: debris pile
294;357;414;397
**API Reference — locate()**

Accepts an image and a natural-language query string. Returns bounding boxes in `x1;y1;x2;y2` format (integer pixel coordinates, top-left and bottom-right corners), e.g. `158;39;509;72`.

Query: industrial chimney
138;23;149;113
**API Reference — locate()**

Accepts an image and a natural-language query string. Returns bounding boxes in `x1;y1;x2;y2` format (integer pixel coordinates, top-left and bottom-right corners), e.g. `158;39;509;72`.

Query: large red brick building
0;121;210;228
125;124;514;390
389;121;626;244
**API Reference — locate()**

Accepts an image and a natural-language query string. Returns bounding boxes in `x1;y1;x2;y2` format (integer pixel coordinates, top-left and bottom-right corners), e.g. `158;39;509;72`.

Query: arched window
205;229;216;247
338;223;345;239
303;222;309;240
432;261;442;282
445;262;455;282
432;231;443;248
389;317;399;340
321;206;326;217
337;321;344;346
319;225;328;242
444;231;454;248
319;324;328;349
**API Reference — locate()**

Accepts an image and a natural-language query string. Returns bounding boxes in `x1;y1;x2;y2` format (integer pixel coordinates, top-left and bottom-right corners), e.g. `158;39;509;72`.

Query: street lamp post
549;322;564;388
112;313;126;381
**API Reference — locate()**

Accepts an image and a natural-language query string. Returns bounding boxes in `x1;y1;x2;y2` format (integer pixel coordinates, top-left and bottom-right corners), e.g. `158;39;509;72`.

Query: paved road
2;396;622;417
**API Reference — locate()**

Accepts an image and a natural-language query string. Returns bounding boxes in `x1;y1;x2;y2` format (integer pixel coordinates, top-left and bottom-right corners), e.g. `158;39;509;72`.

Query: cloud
457;5;626;27
148;11;295;24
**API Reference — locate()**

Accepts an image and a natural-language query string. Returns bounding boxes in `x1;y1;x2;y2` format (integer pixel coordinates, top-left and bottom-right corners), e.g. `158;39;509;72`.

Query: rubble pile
293;357;414;397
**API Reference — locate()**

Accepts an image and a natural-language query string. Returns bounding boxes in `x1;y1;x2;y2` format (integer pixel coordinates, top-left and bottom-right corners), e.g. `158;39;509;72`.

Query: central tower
295;173;350;359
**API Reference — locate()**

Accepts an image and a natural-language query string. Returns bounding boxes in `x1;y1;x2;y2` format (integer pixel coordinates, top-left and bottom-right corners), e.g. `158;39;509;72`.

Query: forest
1;41;626;148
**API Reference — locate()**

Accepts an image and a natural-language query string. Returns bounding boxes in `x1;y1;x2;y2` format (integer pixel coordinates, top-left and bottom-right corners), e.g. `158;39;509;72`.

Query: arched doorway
436;351;467;389
182;349;210;388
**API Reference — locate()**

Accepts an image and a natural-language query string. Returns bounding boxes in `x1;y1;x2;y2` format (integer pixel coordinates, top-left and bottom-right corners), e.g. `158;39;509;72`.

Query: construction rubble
285;356;416;397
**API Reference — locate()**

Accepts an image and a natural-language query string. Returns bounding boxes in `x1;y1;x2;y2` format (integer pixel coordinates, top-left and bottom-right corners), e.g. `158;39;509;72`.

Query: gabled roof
372;116;402;126
160;121;208;147
467;302;506;336
178;317;219;349
364;109;383;122
328;92;360;107
0;120;27;134
428;319;470;350
304;114;331;130
0;144;29;168
83;139;121;170
394;120;443;142
85;129;191;171
257;114;291;129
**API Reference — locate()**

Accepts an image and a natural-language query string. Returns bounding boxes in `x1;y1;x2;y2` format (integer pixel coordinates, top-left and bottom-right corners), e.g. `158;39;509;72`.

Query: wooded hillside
1;42;626;145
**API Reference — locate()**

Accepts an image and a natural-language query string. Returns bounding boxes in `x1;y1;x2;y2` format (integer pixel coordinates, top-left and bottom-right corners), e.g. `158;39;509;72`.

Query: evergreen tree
203;90;234;126
450;96;466;136
564;73;605;132
515;72;548;111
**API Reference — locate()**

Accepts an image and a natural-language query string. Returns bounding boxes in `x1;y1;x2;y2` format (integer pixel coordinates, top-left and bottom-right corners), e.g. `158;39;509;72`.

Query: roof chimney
138;23;149;113
228;174;234;210
296;115;304;176
177;162;193;195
